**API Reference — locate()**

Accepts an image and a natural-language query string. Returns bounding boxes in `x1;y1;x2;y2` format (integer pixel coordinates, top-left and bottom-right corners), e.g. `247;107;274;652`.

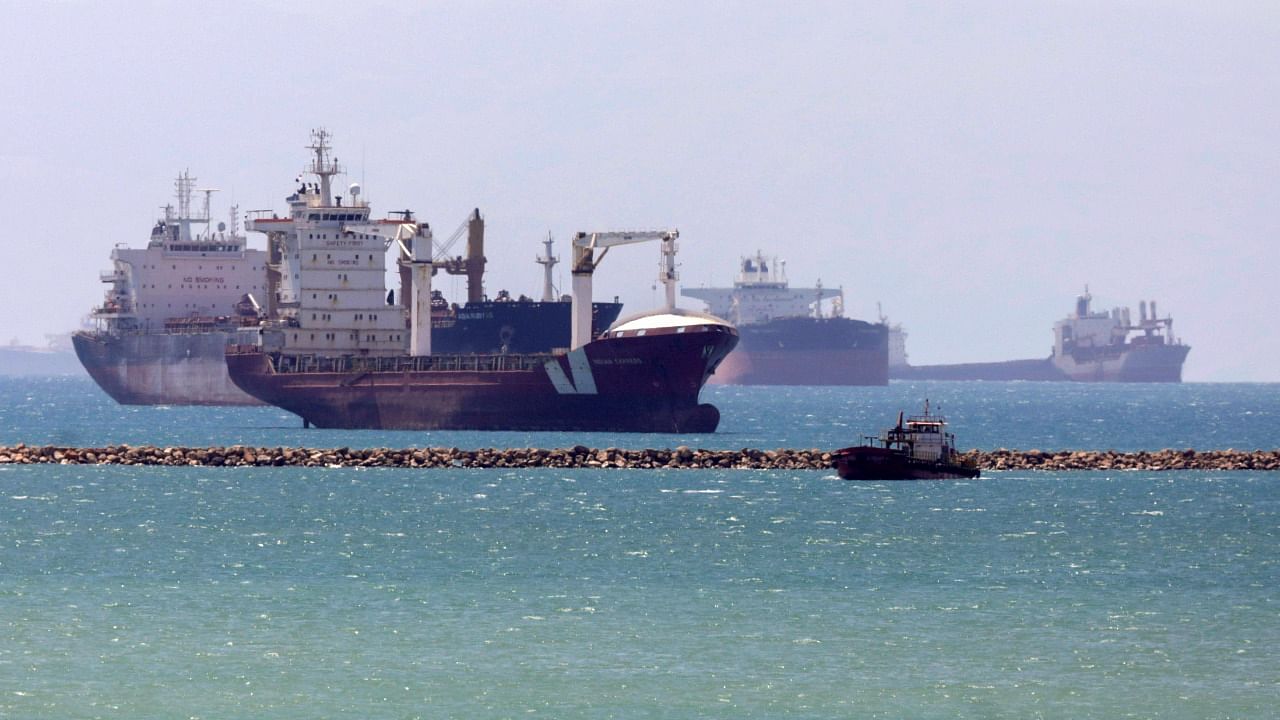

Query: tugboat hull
834;446;981;480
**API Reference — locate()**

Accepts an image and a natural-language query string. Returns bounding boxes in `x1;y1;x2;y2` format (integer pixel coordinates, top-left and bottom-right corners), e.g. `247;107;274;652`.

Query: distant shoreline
1;445;1276;471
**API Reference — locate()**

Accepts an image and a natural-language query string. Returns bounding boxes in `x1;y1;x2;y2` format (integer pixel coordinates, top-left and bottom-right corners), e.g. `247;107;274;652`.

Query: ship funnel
1139;300;1147;322
1150;300;1157;320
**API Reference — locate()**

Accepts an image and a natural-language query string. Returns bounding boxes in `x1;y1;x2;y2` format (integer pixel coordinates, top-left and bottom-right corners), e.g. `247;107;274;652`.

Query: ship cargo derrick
227;316;737;432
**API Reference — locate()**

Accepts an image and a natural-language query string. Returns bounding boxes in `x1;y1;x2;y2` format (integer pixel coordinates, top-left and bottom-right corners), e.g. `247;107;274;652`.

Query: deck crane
570;229;679;349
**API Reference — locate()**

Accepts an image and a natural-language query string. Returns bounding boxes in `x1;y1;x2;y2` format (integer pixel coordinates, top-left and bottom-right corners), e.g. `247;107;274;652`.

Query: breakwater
1;445;1278;471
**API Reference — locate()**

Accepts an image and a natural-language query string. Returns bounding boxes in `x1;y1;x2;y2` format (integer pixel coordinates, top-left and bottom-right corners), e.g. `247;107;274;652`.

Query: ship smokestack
1139;300;1147;323
1150;300;1157;320
467;209;485;304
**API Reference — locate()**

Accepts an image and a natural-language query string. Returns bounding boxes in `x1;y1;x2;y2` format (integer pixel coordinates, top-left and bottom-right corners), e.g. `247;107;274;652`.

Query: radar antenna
305;128;343;206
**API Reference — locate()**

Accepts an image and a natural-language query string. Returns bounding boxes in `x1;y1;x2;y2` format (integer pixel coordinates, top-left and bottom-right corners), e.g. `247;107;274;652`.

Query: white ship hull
72;331;262;405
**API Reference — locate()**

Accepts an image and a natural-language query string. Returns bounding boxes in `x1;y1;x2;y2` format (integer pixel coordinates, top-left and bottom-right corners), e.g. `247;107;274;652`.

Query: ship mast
306;129;342;206
171;170;201;242
198;187;219;239
536;233;559;302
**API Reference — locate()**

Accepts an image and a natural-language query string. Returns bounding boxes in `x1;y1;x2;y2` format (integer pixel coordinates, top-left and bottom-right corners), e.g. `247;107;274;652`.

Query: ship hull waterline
227;326;738;432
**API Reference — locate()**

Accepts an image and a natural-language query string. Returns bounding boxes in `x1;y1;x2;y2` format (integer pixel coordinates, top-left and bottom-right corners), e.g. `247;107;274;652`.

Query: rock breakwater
0;445;1277;471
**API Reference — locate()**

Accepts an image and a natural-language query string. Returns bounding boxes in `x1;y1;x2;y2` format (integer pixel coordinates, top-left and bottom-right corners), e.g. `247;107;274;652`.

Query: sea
0;376;1275;719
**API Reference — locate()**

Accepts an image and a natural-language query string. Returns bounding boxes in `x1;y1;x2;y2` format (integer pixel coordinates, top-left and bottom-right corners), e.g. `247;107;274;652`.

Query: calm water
0;378;1276;718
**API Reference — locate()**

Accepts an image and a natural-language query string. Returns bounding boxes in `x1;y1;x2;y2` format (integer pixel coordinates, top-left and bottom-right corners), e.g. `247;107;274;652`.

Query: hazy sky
3;1;1277;381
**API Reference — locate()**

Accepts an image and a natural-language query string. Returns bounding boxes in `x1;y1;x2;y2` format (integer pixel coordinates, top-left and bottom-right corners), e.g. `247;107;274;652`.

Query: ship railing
99;270;126;283
262;352;553;375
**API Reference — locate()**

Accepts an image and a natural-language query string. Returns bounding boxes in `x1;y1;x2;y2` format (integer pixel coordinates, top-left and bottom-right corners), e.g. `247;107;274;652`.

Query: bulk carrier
890;289;1190;382
682;253;889;385
226;130;735;432
73;173;270;405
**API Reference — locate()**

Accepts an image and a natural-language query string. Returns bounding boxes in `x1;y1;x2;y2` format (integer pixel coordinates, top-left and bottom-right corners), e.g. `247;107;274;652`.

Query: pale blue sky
3;1;1276;380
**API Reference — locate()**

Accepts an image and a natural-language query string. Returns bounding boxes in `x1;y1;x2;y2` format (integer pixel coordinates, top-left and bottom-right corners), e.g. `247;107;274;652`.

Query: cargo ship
226;130;735;432
682;253;888;385
74;176;621;407
889;289;1190;382
72;172;270;404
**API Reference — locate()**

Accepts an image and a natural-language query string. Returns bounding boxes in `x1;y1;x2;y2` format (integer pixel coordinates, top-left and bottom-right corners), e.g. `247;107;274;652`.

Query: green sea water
2;378;1277;717
1;465;1274;719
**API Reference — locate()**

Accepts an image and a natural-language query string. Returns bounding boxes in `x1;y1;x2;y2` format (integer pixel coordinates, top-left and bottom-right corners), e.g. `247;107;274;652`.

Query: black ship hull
834;446;981;480
434;300;622;354
712;317;889;386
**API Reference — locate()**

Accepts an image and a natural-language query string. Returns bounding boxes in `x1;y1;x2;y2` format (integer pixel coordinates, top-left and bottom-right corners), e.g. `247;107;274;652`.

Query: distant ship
227;130;734;432
682;252;888;385
0;333;84;378
73;172;270;405
890;289;1190;382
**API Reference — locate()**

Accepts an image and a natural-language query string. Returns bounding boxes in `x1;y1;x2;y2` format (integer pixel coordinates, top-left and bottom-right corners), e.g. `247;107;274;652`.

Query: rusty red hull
227;324;737;432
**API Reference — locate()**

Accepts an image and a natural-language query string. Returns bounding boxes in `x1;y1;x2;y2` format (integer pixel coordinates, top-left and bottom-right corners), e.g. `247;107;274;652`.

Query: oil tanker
226;130;734;432
889;289;1190;382
73;172;270;405
682;253;888;385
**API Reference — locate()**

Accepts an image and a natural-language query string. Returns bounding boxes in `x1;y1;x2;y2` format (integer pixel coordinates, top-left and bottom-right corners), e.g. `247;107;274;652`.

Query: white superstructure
682;251;842;325
1053;289;1181;358
247;129;430;356
92;172;268;332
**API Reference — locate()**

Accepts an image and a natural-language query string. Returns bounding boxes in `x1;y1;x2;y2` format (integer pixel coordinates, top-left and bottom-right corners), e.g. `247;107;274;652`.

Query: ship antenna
197;187;219;238
174;170;197;242
306;128;342;206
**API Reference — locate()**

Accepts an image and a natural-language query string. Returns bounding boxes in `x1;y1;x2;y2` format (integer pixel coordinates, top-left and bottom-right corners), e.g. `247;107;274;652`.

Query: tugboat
833;402;980;480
